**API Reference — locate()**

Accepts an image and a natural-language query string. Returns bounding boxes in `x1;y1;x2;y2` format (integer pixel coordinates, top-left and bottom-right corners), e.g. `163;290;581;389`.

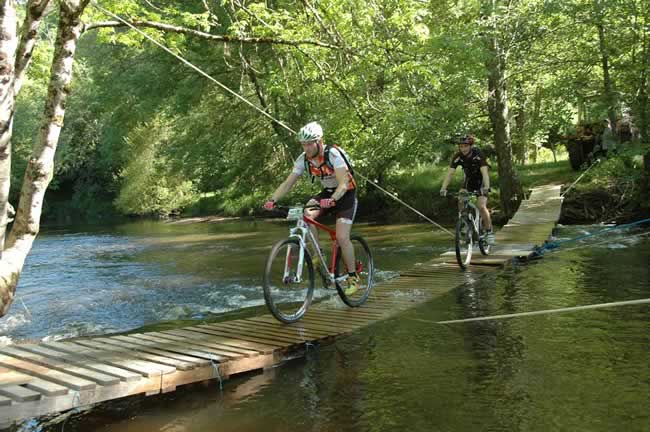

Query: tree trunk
14;0;52;95
0;0;18;259
636;22;650;172
482;0;523;219
0;0;51;258
0;0;89;317
595;3;618;128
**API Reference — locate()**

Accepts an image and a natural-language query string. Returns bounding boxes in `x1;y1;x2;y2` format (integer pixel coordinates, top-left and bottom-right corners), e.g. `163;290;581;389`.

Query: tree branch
82;19;340;49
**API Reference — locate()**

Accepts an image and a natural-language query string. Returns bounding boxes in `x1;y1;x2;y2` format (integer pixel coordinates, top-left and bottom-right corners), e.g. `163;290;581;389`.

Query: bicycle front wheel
263;238;314;323
334;235;374;307
478;225;491;256
455;218;473;270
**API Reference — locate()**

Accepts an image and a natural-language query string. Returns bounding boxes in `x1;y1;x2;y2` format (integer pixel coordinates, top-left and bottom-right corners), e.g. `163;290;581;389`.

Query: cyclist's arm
331;167;349;201
480;166;490;190
270;172;301;202
440;167;456;191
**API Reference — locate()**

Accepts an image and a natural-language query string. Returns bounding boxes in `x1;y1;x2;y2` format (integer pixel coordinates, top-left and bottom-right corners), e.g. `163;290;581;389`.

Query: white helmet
297;122;323;142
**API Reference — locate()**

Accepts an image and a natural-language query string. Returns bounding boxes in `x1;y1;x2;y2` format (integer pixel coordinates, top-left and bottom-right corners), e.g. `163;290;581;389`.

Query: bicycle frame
458;192;482;239
283;209;349;286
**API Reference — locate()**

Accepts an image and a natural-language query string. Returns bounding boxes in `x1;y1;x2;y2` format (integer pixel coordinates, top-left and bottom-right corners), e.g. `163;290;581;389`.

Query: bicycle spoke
263;239;314;323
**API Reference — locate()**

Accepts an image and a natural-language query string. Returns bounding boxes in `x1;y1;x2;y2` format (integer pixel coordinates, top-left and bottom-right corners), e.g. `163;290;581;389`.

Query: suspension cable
561;158;600;197
90;2;453;236
421;297;650;324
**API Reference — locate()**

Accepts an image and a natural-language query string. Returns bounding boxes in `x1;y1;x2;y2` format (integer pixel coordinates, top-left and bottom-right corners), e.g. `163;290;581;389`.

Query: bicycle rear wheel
263;238;314;323
455;218;473;270
334;235;374;307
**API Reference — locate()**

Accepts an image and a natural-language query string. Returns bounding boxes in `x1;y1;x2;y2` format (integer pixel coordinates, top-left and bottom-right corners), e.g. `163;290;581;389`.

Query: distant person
440;135;495;245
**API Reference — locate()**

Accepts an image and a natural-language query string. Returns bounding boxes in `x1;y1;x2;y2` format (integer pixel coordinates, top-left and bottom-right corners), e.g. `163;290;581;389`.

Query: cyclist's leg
477;195;492;231
335;191;358;275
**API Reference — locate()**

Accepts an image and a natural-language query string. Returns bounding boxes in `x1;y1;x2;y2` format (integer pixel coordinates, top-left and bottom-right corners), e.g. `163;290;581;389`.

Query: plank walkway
0;185;562;427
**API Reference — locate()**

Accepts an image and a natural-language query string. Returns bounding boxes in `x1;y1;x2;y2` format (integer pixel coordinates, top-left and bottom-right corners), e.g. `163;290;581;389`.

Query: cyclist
440;134;496;245
264;122;360;294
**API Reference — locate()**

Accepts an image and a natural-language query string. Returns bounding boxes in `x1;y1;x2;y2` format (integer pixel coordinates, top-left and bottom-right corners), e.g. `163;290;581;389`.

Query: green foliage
9;0;649;221
114;114;198;216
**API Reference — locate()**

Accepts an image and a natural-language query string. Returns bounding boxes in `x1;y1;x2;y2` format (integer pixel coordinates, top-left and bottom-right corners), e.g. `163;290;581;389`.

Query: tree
481;0;523;218
0;0;89;316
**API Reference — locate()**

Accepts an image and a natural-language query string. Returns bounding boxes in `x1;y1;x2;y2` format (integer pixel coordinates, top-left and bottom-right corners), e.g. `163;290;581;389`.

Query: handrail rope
542;217;650;250
560;158;600;197
545;230;650;254
410;297;650;325
90;2;454;237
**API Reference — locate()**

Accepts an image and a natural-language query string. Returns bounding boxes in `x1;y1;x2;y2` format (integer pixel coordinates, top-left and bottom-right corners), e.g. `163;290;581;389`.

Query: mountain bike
454;190;490;270
263;205;374;323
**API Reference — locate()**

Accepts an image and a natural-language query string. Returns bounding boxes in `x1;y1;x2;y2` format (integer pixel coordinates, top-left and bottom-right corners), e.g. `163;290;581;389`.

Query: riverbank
173;158;648;227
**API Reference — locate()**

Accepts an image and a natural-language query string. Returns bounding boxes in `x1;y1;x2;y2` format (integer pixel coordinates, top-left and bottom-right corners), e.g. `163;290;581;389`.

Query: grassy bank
182;155;648;226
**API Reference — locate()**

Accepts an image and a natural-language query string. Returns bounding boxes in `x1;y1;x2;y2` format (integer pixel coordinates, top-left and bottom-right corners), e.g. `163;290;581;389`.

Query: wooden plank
177;327;278;354
250;316;355;335
49;341;170;378
139;332;246;360
0;367;34;387
299;316;362;332
82;338;198;371
41;342;146;381
111;336;212;367
0;353;96;391
209;322;307;345
17;344;140;383
312;308;384;322
127;333;231;362
215;322;313;344
1;346;120;387
0;385;41;402
196;324;298;348
241;319;333;340
24;378;69;397
245;317;338;337
193;325;290;349
70;340;179;375
160;330;259;356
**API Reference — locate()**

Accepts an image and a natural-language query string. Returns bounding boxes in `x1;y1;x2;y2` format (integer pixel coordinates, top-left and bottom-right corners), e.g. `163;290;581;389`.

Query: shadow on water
4;223;650;431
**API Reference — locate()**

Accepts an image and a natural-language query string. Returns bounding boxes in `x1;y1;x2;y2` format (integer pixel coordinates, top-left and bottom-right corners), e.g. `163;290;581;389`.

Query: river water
1;219;648;431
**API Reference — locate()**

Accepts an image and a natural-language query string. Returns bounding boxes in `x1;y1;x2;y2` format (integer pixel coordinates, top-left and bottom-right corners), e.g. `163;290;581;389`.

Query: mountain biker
440;134;495;245
263;122;360;294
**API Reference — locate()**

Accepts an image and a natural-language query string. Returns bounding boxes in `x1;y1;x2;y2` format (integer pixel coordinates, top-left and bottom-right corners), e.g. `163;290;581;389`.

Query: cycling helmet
297;122;323;142
458;134;475;145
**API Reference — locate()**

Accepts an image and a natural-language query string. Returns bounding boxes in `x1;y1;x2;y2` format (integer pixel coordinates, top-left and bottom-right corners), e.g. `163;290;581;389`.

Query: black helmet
458;134;475;145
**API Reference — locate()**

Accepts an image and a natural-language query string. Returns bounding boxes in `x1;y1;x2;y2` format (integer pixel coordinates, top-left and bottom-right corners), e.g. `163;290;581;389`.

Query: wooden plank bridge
0;185;563;428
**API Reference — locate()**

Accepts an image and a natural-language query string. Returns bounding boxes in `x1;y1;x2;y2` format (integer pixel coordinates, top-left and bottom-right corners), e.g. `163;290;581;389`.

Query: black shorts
465;177;487;196
309;189;358;223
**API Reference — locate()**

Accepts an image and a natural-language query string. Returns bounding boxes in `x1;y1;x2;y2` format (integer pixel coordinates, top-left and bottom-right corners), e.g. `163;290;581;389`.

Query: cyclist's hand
439;189;447;197
263;200;276;210
319;198;336;208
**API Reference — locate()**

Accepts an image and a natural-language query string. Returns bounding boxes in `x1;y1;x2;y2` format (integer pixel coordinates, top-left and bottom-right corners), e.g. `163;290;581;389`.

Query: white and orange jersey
292;145;356;190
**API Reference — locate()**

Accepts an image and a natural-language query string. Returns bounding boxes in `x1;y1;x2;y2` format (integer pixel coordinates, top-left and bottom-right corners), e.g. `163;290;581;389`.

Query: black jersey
450;147;488;190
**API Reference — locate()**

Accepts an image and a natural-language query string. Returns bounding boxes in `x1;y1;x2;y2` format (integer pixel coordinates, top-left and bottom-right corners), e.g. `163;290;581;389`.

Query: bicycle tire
263;238;314;323
455;218;473;270
334;235;374;307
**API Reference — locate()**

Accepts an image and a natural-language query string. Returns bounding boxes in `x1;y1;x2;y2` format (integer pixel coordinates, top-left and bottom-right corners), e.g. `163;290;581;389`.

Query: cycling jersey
293;146;355;190
450;147;488;191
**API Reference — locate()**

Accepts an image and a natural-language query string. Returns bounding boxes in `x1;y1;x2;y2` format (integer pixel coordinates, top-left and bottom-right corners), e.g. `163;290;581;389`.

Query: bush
115;114;199;216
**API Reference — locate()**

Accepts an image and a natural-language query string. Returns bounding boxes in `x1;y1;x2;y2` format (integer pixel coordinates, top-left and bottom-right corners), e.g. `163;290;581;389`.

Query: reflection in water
5;224;650;431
